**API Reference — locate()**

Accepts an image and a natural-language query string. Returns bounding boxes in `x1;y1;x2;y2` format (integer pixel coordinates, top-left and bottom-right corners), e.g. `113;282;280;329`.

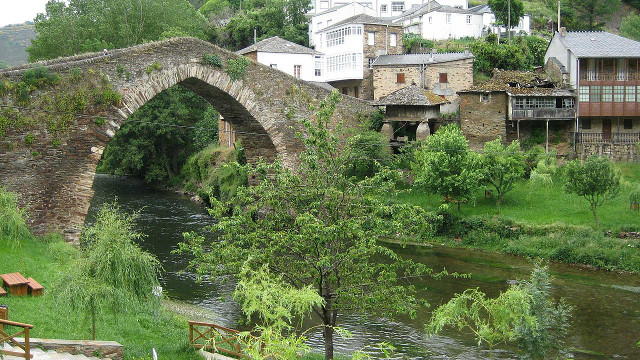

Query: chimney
559;27;567;37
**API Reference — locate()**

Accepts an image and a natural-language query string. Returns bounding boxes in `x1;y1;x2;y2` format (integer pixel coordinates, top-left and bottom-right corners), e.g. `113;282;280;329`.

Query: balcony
579;72;640;82
573;132;640;144
511;108;576;120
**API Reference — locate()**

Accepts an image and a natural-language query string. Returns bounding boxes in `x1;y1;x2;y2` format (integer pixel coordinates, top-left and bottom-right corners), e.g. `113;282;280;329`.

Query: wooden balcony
573;132;640;144
580;72;640;82
511;108;576;120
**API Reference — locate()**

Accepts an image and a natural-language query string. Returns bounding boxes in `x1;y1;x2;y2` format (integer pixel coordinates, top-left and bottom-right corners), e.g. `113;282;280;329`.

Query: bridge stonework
0;37;374;241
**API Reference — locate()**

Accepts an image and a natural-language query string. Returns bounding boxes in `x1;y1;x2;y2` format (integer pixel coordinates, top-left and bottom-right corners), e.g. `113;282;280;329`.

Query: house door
602;119;612;141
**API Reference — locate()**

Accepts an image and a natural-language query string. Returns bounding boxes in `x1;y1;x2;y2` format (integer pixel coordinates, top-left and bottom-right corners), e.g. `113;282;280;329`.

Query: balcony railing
579;72;640;81
512;108;576;120
572;132;640;144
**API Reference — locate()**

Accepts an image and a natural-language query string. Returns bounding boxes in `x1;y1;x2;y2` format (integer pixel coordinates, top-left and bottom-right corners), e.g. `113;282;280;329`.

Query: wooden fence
0;319;33;359
188;320;244;358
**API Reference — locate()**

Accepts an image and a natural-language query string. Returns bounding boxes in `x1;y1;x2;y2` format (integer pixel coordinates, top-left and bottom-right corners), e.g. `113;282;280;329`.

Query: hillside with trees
0;22;36;67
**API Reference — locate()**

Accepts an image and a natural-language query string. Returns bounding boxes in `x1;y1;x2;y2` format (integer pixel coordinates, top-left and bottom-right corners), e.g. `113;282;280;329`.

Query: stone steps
1;343;102;360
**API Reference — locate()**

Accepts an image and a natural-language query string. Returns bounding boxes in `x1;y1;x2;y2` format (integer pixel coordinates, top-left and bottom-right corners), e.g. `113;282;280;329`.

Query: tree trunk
323;322;334;360
591;204;599;228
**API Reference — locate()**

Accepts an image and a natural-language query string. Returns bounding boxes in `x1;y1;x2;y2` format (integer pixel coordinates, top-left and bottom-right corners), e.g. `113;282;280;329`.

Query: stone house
314;14;404;99
458;70;576;151
375;85;449;148
371;52;474;112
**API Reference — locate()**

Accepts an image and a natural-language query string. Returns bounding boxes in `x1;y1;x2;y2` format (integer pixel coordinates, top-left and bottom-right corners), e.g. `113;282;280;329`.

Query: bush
21;66;60;88
0;187;32;247
201;53;223;67
225;57;250;81
343;131;393;179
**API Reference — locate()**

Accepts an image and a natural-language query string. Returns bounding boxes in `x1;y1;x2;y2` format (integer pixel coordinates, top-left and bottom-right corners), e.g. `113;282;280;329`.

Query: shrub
201;53;223;67
343;131;393;179
92;88;122;107
225;57;250;81
21;66;60;88
145;62;163;74
0;187;32;247
24;133;36;145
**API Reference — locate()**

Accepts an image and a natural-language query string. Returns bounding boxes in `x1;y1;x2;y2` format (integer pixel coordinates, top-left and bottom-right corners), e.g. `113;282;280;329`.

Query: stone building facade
371;52;474;112
459;90;508;149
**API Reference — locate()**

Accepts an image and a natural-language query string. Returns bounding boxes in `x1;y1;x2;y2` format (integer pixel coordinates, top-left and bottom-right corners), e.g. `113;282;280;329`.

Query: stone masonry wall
0;37;375;241
578;143;639;162
361;24;403;100
459;91;508;149
16;338;123;360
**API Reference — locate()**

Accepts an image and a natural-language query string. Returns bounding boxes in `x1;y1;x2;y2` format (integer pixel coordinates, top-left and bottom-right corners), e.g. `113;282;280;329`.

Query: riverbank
0;235;201;360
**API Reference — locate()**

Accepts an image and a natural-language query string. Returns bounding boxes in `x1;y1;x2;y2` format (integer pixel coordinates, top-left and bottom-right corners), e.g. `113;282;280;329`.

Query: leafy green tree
28;0;207;61
412;124;484;209
621;14;640;41
343;130;393;179
568;0;621;30
97;86;218;185
470;41;529;74
488;0;525;32
564;156;621;227
427;264;571;359
56;202;161;340
178;92;441;360
481;139;525;204
402;34;435;54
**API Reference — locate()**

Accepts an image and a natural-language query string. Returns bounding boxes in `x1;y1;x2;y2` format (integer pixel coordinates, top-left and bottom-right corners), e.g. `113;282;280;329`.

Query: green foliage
481;139;525;204
620;14;640;41
402;33;435;53
568;0;621;30
21;65;59;88
178;91;441;359
97;86;218;186
564;156;621;227
94;116;106;126
362;109;385;131
470;40;528;74
412;124;484;207
0;187;32;248
225;56;250;81
57;202;162;340
630;187;640;204
144;61;163;74
427;264;571;359
23;132;36;145
529;152;558;186
28;0;207;61
201;53;223;67
488;0;525;29
343;131;393;179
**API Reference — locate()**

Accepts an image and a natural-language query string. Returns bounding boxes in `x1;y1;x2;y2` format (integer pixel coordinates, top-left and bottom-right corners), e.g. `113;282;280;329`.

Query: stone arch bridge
0;37;373;241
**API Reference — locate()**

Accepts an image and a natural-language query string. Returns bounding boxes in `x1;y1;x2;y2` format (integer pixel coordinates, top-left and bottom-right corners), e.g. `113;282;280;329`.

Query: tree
488;0;525;35
178;92;441;360
343;130;393;179
621;14;640;41
481;139;525;205
568;0;621;30
402;34;435;54
411;124;484;210
427;264;572;359
56;202;161;340
28;0;207;61
564;156;621;227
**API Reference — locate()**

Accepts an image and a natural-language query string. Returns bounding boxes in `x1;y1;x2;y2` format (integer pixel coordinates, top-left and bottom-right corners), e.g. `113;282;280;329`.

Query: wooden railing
188;321;244;358
580;72;640;81
0;319;33;359
512;108;576;120
572;132;640;144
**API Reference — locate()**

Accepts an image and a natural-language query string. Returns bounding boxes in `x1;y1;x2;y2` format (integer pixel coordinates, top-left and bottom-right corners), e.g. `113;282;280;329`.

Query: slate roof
558;31;640;58
320;14;398;32
236;36;321;55
307;81;336;91
459;70;575;96
375;85;449;106
372;52;474;66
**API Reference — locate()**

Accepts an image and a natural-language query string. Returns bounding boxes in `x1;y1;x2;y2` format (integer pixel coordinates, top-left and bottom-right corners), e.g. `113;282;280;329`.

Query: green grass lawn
395;162;640;231
0;236;200;360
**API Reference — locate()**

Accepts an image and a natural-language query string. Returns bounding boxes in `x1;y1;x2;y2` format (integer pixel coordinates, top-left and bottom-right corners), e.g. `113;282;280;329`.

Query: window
480;93;490;103
380;4;387;12
562;98;575;108
354;86;359;98
466;15;472;24
428;16;432;24
624;119;633;129
396;73;405;83
391;2;404;12
589;86;601;102
270;64;278;69
326;25;363;47
626;86;636;102
439;73;448;83
326;53;362;73
294;65;301;79
315;68;322;76
390;33;397;47
602;85;613;102
368;57;375;68
582;118;591;130
320;0;329;8
614;86;624;102
579;86;589;102
342;87;348;95
513;97;555;109
446;13;452;24
367;32;375;45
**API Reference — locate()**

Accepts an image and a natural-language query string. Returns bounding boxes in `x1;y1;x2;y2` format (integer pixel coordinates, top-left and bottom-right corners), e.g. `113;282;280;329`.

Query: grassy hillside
0;23;36;67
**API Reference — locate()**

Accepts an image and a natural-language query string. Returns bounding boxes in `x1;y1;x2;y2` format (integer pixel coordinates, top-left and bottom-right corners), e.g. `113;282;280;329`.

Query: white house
236;36;325;82
395;1;530;40
308;0;467;17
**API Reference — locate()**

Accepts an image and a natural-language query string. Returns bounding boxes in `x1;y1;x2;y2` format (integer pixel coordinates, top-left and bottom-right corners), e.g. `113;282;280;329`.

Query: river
87;174;640;359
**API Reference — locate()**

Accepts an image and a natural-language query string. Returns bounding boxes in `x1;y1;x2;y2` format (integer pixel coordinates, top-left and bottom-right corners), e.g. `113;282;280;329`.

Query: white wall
256;52;323;82
420;11;483;40
309;3;375;47
544;34;577;87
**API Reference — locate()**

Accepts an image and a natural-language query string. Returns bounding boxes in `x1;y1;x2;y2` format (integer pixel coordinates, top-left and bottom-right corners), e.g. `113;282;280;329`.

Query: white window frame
380;4;387;13
466;15;472;24
389;33;397;47
446;13;452;24
320;0;329;9
270;64;278;69
367;32;375;46
391;1;404;12
294;65;301;79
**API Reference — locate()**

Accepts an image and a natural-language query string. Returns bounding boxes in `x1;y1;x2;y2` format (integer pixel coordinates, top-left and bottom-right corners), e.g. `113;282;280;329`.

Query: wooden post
188;322;193;345
0;305;7;332
545;120;549;152
24;327;30;360
517;120;520;140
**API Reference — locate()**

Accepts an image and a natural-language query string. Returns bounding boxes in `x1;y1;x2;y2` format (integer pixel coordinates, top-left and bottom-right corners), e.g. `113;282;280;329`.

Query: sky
0;0;50;27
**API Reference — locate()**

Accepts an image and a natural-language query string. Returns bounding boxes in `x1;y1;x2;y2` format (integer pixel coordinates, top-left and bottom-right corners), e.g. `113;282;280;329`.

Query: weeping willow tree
0;187;32;248
56;202;162;340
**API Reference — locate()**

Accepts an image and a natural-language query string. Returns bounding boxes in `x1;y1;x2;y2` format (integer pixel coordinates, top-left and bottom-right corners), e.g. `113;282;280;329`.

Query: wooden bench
0;273;28;296
0;287;6;297
26;278;44;296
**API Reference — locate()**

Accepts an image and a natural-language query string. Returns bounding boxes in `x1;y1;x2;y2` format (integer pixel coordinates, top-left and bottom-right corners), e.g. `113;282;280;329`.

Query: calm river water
87;174;640;359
